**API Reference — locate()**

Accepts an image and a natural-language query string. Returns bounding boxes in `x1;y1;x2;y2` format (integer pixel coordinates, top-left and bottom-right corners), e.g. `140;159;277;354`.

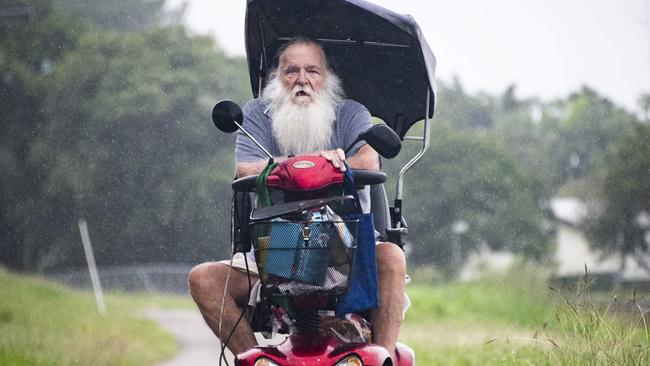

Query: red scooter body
231;157;415;366
235;329;414;365
213;1;437;364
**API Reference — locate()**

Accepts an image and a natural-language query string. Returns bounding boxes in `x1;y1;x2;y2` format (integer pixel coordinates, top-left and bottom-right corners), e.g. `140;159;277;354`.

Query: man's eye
308;69;320;74
285;67;298;75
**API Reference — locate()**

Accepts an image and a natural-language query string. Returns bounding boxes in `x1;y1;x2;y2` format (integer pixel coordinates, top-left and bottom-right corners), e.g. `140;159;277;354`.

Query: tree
0;0;84;270
585;123;650;276
638;93;650;122
490;86;554;195
540;87;637;190
52;0;167;30
384;124;551;273
27;26;250;271
433;78;495;131
0;0;251;271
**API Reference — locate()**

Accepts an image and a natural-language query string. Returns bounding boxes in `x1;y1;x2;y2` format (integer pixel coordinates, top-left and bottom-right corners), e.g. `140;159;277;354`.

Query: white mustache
292;85;314;97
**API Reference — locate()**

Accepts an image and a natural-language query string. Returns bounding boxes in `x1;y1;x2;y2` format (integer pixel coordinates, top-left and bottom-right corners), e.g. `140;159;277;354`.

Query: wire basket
251;219;358;296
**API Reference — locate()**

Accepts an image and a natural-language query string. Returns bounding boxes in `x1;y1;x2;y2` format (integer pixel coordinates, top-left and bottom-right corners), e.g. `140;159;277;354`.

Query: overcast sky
166;0;650;112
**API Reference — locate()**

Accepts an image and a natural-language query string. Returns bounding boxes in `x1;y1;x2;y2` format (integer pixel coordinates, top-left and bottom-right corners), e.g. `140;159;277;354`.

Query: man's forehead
279;43;326;68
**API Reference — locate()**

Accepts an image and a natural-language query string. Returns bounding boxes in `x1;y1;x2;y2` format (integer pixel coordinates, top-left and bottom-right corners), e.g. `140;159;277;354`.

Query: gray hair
262;37;344;107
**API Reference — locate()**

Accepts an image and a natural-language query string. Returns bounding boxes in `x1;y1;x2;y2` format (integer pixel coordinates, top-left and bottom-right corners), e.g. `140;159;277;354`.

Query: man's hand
316;148;347;172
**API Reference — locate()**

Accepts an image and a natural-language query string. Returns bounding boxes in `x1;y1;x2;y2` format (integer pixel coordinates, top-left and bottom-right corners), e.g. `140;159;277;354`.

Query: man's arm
236;144;379;178
236;156;290;178
346;144;380;171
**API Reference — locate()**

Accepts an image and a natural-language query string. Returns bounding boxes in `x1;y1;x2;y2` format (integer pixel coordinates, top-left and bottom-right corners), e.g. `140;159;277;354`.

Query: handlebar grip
232;175;258;191
231;169;386;192
350;169;387;186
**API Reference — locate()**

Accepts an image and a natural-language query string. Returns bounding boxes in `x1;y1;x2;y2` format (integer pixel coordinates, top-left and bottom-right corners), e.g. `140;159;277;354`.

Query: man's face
279;43;327;105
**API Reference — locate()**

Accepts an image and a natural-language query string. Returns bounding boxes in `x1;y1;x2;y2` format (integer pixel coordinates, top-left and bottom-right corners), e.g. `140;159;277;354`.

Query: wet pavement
146;309;233;366
146;309;286;366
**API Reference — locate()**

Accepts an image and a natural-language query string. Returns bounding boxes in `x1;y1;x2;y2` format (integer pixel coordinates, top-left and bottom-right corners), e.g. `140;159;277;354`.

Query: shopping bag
336;164;379;317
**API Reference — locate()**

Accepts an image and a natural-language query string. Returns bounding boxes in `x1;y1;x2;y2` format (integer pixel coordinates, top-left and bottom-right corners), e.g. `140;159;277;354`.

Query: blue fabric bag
336;165;379;318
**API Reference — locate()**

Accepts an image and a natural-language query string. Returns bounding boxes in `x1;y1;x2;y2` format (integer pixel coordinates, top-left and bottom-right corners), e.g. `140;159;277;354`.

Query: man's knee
188;262;227;295
376;242;406;276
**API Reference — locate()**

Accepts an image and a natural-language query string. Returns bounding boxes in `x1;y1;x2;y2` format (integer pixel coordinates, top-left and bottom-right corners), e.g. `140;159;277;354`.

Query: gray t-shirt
235;98;373;213
236;98;371;162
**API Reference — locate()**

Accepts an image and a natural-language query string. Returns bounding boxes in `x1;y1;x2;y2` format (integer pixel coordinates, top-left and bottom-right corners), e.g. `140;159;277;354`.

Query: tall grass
403;262;553;364
0;267;178;366
402;262;650;365
544;270;650;365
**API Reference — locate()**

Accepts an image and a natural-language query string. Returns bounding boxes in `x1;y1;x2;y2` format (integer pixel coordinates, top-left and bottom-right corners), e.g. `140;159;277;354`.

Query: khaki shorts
219;252;258;274
220;245;411;317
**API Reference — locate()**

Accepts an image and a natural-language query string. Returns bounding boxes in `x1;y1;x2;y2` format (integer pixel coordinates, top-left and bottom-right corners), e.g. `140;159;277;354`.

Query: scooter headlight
334;354;364;366
254;357;281;366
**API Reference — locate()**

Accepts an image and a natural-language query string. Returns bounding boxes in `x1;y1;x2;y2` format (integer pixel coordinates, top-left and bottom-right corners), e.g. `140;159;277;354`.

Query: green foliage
384;80;641;273
1;0;250;271
0;0;645;277
0;0;86;270
29;26;248;270
391;123;550;270
433;78;495;130
0;267;177;365
638;93;650;121
539;87;637;189
52;0;167;30
585;123;650;258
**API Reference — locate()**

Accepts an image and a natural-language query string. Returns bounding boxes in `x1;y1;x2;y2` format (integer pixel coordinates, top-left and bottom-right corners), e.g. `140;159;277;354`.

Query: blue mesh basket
252;218;357;294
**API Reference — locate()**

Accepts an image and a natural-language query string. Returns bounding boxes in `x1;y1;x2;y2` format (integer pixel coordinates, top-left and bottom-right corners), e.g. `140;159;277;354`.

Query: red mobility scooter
211;1;436;365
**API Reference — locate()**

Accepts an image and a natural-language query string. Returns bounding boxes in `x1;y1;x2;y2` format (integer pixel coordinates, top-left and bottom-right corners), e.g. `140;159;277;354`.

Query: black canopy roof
245;0;436;138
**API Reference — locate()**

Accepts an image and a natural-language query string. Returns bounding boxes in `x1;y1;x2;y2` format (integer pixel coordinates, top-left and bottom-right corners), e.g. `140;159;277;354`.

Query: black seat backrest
370;184;391;239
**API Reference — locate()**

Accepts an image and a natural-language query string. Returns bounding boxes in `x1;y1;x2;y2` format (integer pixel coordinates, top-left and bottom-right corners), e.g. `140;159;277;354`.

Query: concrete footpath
146;309;234;366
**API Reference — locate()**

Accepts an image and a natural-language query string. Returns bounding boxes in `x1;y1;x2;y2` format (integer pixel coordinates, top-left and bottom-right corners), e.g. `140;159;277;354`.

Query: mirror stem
234;120;274;160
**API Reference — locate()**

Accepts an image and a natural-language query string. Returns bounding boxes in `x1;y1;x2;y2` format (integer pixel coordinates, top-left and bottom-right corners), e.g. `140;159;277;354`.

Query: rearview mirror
356;124;402;159
212;100;243;133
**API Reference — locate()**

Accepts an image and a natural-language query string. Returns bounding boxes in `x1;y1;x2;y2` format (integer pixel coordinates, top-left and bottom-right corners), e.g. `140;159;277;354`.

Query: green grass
3;264;648;365
546;286;650;365
0;267;187;366
401;264;650;365
407;268;554;328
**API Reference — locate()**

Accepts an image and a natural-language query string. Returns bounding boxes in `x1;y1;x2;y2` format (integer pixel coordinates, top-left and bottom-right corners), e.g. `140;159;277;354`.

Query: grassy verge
0;267;188;366
402;263;551;364
3;263;648;365
401;264;650;365
547;284;650;365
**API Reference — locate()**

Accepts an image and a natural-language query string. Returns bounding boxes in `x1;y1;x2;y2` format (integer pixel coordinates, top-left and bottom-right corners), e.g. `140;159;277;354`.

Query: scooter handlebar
232;169;386;192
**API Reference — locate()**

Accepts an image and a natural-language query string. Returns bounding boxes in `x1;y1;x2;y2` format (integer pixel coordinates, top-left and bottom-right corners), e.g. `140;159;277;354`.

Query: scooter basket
251;219;358;295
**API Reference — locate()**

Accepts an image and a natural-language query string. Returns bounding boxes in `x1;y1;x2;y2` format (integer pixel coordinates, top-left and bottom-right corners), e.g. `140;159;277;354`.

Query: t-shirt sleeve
342;101;373;157
235;100;273;163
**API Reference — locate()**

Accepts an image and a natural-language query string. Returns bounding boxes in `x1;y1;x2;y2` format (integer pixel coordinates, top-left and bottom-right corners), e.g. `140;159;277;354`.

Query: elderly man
189;38;406;361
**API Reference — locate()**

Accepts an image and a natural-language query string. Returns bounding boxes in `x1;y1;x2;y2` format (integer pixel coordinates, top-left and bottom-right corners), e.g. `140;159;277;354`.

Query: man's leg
371;242;406;361
188;262;258;355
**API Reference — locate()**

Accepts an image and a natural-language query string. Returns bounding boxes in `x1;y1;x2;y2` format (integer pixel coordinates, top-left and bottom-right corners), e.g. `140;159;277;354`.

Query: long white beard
262;72;343;156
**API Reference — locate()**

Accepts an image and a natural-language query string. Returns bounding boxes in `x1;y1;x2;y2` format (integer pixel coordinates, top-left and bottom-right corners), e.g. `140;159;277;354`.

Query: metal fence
50;263;193;294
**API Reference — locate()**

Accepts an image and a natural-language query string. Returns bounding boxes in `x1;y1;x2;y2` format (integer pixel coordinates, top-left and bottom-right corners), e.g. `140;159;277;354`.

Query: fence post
79;219;107;315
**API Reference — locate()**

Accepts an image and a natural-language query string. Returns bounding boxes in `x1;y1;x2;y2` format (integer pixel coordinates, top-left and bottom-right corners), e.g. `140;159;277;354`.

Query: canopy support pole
387;90;431;246
396;89;431;200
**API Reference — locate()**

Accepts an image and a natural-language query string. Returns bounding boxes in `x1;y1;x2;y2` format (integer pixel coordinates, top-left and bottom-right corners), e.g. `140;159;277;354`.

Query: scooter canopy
245;0;437;138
